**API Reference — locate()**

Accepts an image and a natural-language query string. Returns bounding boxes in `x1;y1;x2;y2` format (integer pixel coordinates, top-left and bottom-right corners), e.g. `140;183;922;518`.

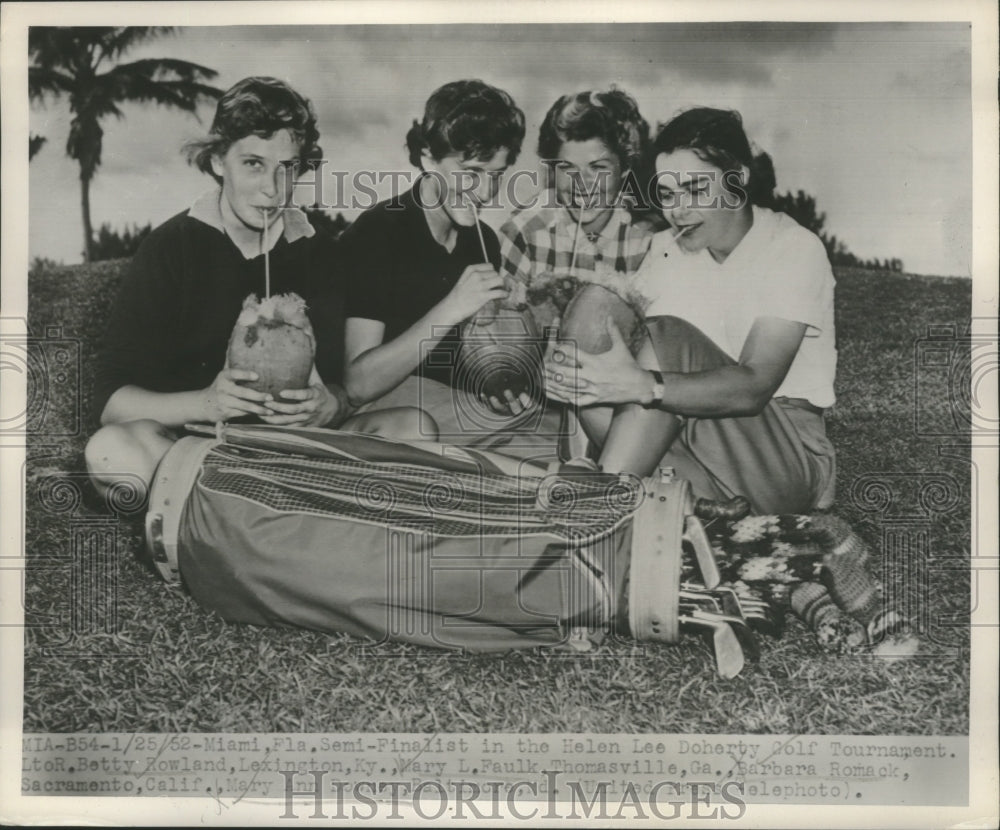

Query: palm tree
29;134;47;160
29;27;222;262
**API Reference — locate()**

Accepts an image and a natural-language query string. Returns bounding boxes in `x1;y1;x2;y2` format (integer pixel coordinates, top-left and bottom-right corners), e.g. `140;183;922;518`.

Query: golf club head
683;515;721;588
725;596;784;638
680;614;746;678
690;609;761;663
679;590;724;615
707;586;746;620
683;584;763;632
720;584;787;637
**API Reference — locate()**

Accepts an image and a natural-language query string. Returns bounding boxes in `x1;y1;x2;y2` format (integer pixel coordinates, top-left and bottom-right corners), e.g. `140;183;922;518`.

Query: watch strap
648;370;665;406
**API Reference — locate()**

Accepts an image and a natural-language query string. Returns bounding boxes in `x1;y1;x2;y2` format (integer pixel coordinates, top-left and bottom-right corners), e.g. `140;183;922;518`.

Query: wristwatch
647;370;665;406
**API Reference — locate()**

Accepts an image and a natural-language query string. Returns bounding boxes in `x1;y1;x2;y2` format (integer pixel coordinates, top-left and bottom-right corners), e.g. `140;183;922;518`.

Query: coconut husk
227;293;316;398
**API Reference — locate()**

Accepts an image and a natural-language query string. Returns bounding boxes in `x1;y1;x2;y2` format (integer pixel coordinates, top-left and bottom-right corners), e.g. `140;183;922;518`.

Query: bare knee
86;423;128;478
412;408;438;441
386;407;437;442
86;418;167;468
85;420;175;495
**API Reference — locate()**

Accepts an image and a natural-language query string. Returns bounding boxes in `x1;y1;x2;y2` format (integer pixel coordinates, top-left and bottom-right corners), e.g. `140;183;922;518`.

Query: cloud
27;22;971;274
892;46;971;96
149;23;843;150
339;22;840;89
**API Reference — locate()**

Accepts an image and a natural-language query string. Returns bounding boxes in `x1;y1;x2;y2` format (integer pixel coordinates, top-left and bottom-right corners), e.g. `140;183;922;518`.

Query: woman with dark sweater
341;80;548;448
86;77;430;498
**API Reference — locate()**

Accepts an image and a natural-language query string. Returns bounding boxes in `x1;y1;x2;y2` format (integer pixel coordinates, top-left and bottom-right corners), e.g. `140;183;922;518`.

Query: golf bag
145;423;719;654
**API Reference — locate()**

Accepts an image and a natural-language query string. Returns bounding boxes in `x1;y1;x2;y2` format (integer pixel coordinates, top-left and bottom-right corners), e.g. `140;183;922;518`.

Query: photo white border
2;1;997;826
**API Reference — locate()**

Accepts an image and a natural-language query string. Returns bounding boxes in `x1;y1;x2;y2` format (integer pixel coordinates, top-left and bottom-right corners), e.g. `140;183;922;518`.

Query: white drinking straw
471;202;490;264
471;202;501;325
568;208;585;274
263;207;270;299
672;223;693;243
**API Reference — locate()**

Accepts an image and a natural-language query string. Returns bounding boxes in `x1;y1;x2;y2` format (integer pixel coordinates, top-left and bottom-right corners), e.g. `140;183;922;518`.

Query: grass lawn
21;261;971;734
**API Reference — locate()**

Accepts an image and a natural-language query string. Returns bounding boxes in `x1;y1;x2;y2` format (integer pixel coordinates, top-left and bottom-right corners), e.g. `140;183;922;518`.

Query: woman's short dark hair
650;107;776;206
186;76;322;182
537;88;649;171
405;79;525;168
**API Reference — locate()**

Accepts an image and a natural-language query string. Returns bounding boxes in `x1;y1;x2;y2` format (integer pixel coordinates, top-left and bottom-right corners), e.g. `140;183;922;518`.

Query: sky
27;21;973;276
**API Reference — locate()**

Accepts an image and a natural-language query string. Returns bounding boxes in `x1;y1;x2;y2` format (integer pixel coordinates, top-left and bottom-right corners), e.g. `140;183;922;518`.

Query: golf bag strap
145;436;216;584
627;477;690;643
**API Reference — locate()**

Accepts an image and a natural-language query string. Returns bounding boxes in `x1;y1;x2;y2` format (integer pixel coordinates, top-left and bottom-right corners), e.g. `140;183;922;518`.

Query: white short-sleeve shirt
633;205;837;408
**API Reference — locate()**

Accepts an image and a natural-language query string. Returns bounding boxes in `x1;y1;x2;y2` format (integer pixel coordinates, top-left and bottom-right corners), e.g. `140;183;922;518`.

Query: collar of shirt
553;204;631;248
715;204;775;273
673;204;769;279
401;183;482;258
188;188;315;244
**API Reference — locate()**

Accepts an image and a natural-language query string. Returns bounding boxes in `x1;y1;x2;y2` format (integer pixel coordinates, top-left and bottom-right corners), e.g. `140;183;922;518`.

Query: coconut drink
527;272;580;318
561;282;646;354
531;265;651;353
460;203;547;409
459;304;544;406
227;292;315;399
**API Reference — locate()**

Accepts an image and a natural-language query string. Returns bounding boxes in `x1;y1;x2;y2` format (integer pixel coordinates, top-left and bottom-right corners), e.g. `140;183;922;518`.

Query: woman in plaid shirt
498;89;658;333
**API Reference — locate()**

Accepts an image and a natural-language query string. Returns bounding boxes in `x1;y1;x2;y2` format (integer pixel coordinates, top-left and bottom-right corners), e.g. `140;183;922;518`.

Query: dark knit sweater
340;185;501;386
93;198;342;422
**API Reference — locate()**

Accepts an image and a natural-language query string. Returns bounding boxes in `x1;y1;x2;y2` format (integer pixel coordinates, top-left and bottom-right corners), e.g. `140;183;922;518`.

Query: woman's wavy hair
405;79;525;168
186;77;322;182
537;88;649;173
649;107;776;207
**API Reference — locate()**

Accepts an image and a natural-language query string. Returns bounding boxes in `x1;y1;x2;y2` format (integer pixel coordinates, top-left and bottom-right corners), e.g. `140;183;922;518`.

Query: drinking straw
568;208;585;274
471;202;500;324
672;224;693;243
471;202;490;264
263;207;270;299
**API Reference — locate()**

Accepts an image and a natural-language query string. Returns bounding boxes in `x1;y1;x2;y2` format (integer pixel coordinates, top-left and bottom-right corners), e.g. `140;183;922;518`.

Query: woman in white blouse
545;107;837;514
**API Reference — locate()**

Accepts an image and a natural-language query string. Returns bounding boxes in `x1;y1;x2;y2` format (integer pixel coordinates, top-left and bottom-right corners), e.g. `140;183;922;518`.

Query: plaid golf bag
145;423;717;654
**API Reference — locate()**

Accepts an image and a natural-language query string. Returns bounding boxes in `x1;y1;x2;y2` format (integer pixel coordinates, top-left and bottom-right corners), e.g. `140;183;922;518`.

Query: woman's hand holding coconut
445;265;541;417
544;316;656;408
258;365;349;428
201;368;277;421
442;264;535;416
226;293;349;428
